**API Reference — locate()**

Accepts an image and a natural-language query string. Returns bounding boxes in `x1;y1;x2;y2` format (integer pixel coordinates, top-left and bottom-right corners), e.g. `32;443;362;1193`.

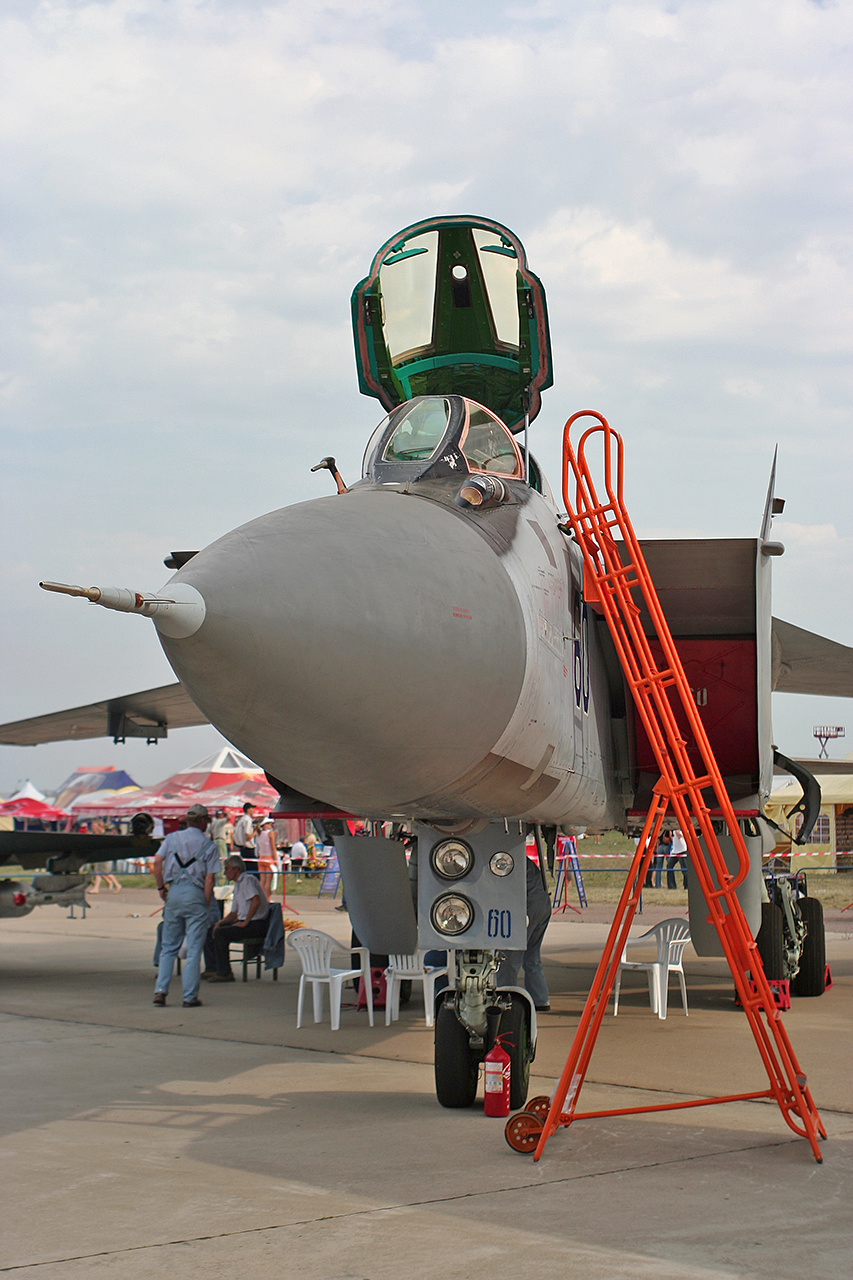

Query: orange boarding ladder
505;411;825;1163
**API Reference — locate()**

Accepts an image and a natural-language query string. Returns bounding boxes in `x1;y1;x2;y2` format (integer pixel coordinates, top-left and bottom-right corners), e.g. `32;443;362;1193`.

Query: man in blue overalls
153;804;220;1007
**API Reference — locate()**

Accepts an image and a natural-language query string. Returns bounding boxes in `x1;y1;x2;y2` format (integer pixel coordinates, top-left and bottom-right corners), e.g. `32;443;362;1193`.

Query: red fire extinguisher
484;1035;512;1117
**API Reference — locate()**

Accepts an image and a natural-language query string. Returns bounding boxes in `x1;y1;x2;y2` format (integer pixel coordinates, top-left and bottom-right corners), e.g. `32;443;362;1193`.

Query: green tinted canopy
352;216;553;434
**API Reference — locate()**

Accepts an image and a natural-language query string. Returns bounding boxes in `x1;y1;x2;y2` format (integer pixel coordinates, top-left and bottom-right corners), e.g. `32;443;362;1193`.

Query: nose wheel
434;1000;480;1108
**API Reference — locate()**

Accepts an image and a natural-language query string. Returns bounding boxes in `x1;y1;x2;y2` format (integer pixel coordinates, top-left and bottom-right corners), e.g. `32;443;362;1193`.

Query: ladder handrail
520;410;825;1165
563;410;752;890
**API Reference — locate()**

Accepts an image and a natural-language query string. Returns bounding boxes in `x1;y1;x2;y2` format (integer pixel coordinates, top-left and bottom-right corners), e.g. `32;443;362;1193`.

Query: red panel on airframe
633;638;758;779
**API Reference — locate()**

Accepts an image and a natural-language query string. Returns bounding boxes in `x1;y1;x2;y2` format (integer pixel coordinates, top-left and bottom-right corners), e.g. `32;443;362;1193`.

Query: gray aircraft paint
159;486;529;817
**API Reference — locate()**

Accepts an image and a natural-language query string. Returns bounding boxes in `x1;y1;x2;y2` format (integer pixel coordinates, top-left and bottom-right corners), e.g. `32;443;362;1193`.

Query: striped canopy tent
144;748;264;796
71;752;277;820
53;766;141;810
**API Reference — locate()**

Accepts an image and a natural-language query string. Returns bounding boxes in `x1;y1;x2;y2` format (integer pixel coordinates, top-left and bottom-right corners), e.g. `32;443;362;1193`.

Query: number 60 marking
487;909;512;939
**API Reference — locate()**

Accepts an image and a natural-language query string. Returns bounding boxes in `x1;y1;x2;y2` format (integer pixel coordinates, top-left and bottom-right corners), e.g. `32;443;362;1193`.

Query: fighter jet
3;215;852;1106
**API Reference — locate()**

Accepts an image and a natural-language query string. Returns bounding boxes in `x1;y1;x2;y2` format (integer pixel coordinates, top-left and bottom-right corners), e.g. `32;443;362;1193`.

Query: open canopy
352;215;553;434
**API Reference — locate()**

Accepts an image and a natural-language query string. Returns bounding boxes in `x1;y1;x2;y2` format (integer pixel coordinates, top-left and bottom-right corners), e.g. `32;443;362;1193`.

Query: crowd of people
645;828;689;890
204;801;327;881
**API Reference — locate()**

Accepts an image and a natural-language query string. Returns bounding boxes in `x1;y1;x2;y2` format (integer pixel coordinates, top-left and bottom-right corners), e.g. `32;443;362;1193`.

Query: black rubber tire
790;897;827;997
498;996;531;1110
755;901;785;981
434;1001;480;1108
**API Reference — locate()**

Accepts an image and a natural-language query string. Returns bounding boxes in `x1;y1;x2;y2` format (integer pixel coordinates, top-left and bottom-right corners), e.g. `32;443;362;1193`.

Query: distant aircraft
3;215;852;1106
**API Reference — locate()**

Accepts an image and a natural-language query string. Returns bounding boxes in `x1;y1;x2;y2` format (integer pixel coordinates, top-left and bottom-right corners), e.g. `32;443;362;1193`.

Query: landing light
431;893;474;936
431;839;473;880
489;851;514;877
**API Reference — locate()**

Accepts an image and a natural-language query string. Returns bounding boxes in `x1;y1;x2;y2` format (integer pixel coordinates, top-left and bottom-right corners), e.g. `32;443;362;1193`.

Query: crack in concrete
0;1134;808;1273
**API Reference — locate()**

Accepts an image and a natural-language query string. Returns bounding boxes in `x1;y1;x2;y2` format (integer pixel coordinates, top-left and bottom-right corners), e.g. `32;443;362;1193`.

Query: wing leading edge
772;618;853;698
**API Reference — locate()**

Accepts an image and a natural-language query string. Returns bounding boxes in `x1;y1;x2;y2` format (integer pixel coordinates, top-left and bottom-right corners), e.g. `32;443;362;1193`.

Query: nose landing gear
434;979;535;1110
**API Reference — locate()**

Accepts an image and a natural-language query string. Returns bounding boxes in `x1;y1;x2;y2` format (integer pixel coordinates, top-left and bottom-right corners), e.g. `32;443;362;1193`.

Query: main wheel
498;995;531;1110
434;1000;480;1108
505;1111;543;1154
790;897;826;997
755;901;785;981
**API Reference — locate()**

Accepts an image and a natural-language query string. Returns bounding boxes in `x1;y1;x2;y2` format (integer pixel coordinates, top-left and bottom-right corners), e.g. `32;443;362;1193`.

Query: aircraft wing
0;830;160;871
0;683;207;746
772;618;853;697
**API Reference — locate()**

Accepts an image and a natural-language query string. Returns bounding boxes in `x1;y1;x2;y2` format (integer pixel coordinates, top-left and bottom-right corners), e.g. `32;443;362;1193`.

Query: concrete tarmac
1;890;851;1278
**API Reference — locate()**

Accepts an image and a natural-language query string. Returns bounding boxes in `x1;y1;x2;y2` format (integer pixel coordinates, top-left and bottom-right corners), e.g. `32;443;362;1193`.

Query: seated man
203;854;270;983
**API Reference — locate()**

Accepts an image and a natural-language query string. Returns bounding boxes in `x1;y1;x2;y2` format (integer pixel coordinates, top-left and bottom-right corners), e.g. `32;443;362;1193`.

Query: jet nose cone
159;488;527;813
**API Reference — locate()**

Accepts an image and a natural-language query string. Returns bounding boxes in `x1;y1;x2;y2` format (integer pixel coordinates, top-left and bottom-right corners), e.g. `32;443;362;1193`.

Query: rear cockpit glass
472;228;519;347
378;231;438;361
381;398;450;463
461;404;523;478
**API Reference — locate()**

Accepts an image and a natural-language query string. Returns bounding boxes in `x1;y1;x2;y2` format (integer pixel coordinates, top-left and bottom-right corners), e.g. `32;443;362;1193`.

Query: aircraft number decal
573;595;590;714
487;908;512;940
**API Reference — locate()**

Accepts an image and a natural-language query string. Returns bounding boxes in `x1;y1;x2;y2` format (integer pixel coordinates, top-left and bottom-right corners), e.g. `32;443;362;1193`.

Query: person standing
89;818;122;893
210;809;231;864
233;802;258;873
667;828;689;890
646;829;672;889
256;817;278;896
152;803;219;1008
203;855;271;982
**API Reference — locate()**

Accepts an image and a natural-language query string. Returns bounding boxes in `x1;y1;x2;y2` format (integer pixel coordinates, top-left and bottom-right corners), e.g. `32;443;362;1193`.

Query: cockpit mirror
352;216;553;434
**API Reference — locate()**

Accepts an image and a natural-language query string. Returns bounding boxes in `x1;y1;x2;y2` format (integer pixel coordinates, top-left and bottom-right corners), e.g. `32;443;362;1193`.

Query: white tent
8;780;46;803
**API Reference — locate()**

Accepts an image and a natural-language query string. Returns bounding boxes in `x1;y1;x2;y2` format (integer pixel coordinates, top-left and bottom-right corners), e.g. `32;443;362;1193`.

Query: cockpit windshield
381;398;450;463
362;394;525;485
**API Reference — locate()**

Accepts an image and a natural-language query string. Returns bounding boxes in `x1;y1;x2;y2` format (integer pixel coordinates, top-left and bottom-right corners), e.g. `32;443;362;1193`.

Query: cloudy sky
2;0;851;795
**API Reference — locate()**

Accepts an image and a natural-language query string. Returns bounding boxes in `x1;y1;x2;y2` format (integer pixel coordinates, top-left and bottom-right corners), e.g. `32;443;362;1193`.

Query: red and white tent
0;797;70;822
71;750;277;821
143;748;264;796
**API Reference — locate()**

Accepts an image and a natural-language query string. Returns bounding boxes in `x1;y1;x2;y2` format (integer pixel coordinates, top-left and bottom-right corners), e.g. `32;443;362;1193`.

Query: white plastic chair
290;929;374;1031
384;951;449;1027
613;918;691;1020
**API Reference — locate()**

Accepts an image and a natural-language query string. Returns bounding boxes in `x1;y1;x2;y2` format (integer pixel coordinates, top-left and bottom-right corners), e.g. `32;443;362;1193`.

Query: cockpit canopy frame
362;395;525;486
352;215;553;435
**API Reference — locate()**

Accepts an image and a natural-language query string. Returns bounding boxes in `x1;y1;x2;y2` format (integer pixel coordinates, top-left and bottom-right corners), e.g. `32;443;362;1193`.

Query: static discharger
39;580;206;640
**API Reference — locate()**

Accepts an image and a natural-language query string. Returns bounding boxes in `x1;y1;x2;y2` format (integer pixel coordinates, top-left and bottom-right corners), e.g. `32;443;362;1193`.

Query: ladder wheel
505;1110;544;1154
524;1095;551;1119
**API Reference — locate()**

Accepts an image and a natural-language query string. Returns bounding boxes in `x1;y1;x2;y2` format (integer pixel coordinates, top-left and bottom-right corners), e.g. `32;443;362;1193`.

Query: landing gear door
416;822;528;951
